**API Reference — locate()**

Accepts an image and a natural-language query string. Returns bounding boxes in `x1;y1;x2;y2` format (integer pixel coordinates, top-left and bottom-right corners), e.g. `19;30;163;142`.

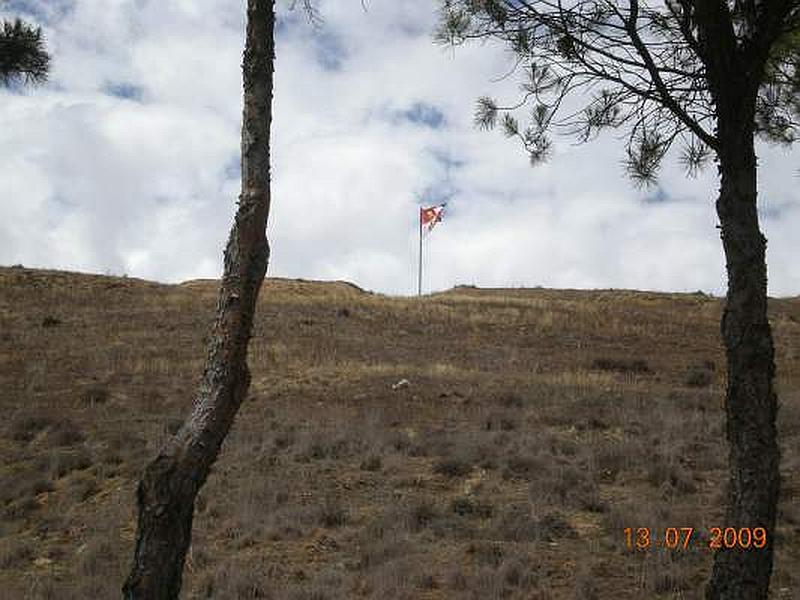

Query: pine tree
436;2;799;598
122;1;275;597
0;18;50;87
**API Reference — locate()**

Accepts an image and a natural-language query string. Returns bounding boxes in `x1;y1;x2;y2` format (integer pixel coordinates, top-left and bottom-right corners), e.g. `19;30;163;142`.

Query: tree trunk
705;111;780;599
122;2;275;598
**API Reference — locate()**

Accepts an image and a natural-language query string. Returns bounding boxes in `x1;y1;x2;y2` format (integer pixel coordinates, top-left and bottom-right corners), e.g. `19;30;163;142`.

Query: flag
420;203;446;234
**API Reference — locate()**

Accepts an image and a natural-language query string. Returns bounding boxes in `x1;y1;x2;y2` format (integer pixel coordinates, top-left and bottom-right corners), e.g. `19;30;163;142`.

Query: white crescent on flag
420;204;446;234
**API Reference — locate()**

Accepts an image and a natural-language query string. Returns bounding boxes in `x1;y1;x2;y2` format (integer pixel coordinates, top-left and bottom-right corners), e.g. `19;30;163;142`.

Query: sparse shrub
273;430;295;451
494;505;576;542
1;470;55;512
9;413;53;442
317;497;348;528
27;578;63;600
602;503;641;539
496;393;524;408
573;564;600;599
165;417;182;435
29;477;55;496
502;454;544;480
685;367;713;388
467;541;505;567
409;429;451;458
77;537;116;576
41;315;62;327
107;430;146;452
0;538;34;568
360;454;382;472
297;430;361;462
575;483;607;513
405;499;439;532
385;430;413;454
591;357;652;374
493;505;541;542
102;431;145;475
44;545;67;561
101;448;123;470
466;566;506;599
33;514;65;537
444;565;469;591
220;521;246;543
363;556;416;599
46;419;85;446
415;572;437;590
537;464;607;511
548;434;579;457
357;536;413;570
68;471;99;503
50;448;93;478
499;554;539;589
4;496;39;519
483;410;517;431
537;511;578;541
640;548;691;594
429;513;477;540
82;385;109;405
646;457;697;495
189;545;212;571
592;440;636;480
291;585;341;600
451;496;493;518
234;526;265;550
433;457;472;478
579;416;611;433
198;561;271;599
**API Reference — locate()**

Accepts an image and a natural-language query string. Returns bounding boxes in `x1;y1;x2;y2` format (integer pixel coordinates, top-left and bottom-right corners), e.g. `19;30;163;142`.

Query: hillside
1;265;798;599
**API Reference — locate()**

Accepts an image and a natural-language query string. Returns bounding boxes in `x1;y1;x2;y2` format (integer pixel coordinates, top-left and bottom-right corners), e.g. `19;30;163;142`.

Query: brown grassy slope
0;265;798;599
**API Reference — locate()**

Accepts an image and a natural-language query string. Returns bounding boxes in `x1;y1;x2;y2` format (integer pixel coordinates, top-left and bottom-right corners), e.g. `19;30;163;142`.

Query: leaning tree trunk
122;2;275;598
706;112;780;599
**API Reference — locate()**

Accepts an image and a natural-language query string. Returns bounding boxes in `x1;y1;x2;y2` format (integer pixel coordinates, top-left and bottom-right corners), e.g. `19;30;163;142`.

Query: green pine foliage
436;1;800;184
0;18;51;87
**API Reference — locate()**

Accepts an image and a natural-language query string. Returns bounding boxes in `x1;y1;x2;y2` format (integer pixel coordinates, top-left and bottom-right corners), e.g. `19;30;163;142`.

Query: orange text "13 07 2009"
623;527;768;551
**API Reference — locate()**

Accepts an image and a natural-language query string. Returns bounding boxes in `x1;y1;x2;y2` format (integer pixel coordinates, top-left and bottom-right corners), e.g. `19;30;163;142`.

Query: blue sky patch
643;186;669;204
103;81;144;102
4;0;73;25
275;13;301;36
399;102;446;129
313;28;348;71
428;147;465;171
223;155;240;181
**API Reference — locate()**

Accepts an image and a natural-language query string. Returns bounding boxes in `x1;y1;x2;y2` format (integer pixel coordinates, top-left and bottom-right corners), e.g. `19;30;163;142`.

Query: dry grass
1;265;799;599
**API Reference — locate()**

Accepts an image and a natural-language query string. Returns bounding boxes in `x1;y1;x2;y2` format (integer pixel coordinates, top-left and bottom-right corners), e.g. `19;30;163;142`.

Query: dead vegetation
0;266;799;598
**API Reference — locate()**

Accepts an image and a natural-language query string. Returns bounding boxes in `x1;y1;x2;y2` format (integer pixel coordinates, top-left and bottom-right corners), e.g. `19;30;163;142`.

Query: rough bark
705;99;780;600
691;4;784;594
122;2;275;598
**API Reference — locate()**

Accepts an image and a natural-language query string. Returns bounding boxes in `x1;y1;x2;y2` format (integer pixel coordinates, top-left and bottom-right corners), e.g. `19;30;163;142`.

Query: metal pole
418;209;423;296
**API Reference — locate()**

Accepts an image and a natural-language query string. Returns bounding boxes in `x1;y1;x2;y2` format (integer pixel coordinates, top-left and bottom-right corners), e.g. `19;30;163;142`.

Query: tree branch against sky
436;1;800;598
436;0;798;184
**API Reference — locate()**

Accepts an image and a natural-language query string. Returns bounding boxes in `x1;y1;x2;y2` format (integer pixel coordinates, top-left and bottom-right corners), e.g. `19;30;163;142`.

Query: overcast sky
1;0;798;297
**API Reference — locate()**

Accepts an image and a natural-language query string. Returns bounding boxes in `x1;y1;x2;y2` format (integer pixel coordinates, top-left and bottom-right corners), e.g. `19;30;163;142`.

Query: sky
1;0;798;297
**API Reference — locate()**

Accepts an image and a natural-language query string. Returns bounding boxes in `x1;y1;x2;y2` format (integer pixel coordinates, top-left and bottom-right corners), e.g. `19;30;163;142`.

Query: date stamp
623;527;768;551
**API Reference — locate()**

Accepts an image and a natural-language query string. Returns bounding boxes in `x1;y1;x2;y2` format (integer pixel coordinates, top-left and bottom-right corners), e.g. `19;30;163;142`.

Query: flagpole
418;208;423;296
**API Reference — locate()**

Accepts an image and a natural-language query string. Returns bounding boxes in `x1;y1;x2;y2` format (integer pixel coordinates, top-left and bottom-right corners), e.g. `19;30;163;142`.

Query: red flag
420;203;445;233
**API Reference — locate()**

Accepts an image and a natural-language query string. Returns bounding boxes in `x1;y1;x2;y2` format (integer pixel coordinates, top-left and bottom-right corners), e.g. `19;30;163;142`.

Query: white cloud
1;1;798;296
